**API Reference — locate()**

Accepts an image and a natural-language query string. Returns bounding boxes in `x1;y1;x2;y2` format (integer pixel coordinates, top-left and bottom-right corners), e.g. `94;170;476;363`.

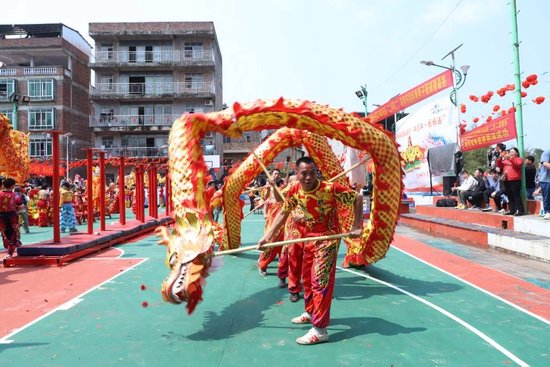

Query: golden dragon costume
0;113;30;184
156;98;403;314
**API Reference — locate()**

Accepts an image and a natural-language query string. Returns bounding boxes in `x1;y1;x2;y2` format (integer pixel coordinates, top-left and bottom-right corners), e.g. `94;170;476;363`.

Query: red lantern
500;110;507;116
531;79;538;86
521;80;530;89
533;96;545;105
486;116;493;122
473;117;479;123
460;104;467;113
469;95;479;102
492;105;500;112
521;91;527;98
506;84;515;91
497;88;507;97
508;106;516;114
526;74;538;83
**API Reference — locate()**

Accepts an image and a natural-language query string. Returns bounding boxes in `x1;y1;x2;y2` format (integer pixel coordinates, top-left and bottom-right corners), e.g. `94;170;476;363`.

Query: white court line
336;265;530;367
391;245;550;326
0;257;149;344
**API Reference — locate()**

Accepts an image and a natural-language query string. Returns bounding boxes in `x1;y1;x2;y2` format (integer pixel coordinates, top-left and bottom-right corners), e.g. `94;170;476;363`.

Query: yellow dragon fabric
0;113;30;184
158;98;402;314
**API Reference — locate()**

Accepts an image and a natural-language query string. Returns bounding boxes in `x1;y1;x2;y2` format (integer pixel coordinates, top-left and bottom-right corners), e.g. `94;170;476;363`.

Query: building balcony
102;146;168;158
90;81;215;99
90;113;179;129
222;141;260;153
90;49;214;68
0;66;71;78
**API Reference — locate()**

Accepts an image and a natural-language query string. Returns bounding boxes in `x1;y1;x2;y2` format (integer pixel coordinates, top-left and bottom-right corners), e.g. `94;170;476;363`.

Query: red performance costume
257;185;288;280
258;157;363;345
0;186;22;258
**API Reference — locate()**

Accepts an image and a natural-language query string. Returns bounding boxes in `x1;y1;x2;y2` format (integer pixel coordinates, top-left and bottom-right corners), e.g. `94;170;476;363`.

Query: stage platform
400;204;550;262
3;213;173;267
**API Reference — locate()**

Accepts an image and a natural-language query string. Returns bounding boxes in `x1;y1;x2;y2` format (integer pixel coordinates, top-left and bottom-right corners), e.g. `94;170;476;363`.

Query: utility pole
510;0;527;211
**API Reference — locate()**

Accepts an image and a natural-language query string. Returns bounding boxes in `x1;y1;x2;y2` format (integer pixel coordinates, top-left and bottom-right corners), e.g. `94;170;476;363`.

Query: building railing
90;81;214;97
91;49;214;65
90;113;179;128
222;141;260;152
0;66;68;77
102;146;168;158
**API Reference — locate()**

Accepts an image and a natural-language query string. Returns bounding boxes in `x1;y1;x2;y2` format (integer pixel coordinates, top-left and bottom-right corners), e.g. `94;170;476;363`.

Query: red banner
368;69;454;124
460;113;517;152
29;163;66;177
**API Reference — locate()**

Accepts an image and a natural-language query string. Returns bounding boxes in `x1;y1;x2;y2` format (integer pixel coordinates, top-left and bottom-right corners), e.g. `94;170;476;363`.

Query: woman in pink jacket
496;147;524;216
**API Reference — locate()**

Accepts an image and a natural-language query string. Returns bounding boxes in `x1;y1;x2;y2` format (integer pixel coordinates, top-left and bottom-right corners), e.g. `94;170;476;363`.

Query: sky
5;0;549;149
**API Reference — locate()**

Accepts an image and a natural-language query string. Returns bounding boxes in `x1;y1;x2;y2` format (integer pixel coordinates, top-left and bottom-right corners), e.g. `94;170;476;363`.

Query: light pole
8;93;30;130
354;85;368;116
61;132;72;181
421;44;470;147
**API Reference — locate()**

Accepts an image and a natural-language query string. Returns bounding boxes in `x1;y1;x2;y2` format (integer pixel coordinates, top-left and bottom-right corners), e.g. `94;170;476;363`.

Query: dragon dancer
258;156;363;345
257;169;288;287
0;178;22;259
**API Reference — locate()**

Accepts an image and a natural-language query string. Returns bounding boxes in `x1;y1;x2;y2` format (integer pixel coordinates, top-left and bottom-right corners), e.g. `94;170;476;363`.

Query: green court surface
1;213;548;367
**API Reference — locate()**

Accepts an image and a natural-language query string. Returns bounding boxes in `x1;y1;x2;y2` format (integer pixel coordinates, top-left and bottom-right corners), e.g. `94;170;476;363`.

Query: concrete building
0;23;92;168
88;21;223;180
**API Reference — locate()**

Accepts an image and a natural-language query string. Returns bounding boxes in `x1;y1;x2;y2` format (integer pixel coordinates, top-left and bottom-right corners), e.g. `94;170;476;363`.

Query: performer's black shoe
278;278;287;288
289;293;300;302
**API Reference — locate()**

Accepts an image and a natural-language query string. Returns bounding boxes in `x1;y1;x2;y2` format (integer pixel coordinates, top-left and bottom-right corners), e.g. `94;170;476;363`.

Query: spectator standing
14;186;30;234
496;147;524;216
525;156;537;200
537;149;550;220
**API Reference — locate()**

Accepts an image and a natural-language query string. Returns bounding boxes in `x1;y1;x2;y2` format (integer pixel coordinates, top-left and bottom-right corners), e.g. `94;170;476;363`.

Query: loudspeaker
443;176;457;196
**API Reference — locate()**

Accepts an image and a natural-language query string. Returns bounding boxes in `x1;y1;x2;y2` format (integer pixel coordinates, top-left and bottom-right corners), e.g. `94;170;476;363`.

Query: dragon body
159;99;402;313
0;114;29;183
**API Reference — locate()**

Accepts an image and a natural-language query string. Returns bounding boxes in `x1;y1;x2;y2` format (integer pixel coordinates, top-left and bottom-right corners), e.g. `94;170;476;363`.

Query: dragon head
156;209;215;314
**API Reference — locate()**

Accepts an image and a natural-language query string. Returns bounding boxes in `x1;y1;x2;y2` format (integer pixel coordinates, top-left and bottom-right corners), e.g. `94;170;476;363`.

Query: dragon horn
155;226;171;247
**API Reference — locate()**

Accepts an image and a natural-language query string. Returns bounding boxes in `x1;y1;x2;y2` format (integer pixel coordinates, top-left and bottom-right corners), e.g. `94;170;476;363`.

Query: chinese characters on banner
395;98;457;194
367;69;454;124
29;162;66;177
460;113;517;152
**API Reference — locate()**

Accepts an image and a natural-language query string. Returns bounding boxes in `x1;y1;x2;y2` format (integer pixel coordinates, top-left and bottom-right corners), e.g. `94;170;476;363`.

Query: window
0;79;15;101
100;75;113;92
28;79;54;100
28;108;55;130
129;46;137;63
102;136;114;148
100;44;114;60
145;46;153;63
29;137;52;157
0;108;14;122
184;73;204;90
184;42;203;58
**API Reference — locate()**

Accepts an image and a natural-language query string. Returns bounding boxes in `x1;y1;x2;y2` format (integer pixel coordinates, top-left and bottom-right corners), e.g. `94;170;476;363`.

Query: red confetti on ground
142;301;149;308
140;284;147;291
276;301;284;305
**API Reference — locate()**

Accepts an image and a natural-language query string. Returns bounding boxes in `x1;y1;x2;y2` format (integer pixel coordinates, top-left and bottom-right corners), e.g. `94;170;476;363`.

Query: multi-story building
88;22;223;179
0;23;92;166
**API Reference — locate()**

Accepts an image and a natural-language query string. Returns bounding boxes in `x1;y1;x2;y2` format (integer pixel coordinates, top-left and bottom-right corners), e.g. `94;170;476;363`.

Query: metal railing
0;67;66;76
90;81;214;97
91;49;214;65
90;113;179;128
102;146;168;158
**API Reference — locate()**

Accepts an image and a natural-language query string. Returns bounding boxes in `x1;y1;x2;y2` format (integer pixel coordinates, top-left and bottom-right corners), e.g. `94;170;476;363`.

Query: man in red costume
257;169;288;287
0;178;22;259
258;157;363;345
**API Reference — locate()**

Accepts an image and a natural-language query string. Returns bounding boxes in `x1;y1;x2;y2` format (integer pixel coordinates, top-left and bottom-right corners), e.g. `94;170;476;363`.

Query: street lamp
421;44;470;148
354;84;368;116
61;132;72;180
